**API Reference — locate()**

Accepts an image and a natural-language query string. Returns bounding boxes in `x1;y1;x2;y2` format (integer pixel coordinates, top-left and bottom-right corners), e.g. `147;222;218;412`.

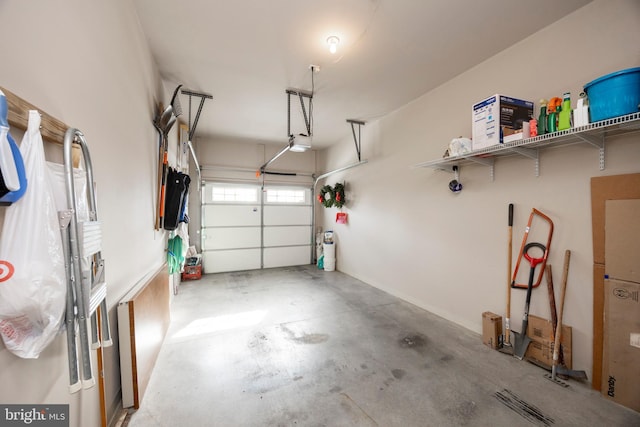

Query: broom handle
505;204;514;344
546;265;558;334
552;250;571;366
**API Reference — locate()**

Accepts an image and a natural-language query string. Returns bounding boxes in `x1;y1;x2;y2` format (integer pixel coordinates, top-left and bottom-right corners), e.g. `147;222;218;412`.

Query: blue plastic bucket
584;67;640;122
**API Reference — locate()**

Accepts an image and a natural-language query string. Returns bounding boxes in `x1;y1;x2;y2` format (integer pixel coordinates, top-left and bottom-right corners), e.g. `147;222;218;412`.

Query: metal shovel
498;204;515;356
513;242;546;360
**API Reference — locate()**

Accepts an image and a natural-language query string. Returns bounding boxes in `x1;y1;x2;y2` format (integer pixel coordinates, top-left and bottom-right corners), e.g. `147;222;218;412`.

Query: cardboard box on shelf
472;94;534;150
482;311;502;349
601;278;640;412
525;314;572;370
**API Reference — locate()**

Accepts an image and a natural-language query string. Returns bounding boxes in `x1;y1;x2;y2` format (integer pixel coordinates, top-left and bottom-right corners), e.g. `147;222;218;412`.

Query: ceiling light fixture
327;36;340;54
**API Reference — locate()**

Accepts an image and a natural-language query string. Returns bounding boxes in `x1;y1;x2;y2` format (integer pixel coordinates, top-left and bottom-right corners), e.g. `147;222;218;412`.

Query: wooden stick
546;264;565;366
551;250;571;372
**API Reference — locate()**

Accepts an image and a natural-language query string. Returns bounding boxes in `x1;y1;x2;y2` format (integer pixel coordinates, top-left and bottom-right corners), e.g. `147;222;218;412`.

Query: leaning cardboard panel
602;279;640;412
590;173;640;391
605;199;640;284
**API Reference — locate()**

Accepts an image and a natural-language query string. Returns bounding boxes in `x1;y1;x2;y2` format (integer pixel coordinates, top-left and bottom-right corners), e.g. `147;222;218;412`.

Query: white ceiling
132;0;591;149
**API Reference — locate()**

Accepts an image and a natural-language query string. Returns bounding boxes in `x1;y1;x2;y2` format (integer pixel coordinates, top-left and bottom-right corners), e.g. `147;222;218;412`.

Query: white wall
0;1;166;425
318;0;640;382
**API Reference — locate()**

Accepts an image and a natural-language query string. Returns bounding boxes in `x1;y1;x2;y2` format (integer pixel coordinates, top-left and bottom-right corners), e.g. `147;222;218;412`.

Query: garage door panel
203;205;261;227
202;183;312;272
263;246;311;269
203;249;261;273
263;205;311;226
202;227;261;250
263;226;310;247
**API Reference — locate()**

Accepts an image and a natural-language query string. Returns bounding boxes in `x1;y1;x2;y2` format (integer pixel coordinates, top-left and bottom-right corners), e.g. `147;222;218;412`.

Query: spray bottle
558;92;571;131
547;97;562;133
537;99;547;135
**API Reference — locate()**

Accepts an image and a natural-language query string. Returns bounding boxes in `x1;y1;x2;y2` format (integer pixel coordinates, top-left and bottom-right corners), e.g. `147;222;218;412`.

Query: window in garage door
201;182;312;273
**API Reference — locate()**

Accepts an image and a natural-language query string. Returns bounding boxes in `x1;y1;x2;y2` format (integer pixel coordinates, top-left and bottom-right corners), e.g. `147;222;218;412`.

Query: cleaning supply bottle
573;92;590;127
558;92;571;130
547;97;562;133
529;118;538;137
537;99;547;135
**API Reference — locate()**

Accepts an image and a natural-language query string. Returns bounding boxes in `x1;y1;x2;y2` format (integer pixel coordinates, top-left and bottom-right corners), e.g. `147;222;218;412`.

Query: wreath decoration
316;183;345;208
333;182;345;209
317;185;335;208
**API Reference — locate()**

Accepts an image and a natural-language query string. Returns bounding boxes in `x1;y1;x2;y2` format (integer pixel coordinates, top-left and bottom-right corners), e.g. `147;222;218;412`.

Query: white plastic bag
0;111;66;358
448;137;472;156
47;161;88;222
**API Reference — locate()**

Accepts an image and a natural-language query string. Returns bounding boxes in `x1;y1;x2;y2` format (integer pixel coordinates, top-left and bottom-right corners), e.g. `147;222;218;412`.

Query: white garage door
201;182;312;273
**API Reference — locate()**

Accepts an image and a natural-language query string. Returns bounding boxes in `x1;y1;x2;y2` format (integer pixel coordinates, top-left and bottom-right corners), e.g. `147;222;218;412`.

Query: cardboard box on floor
601;199;640;412
525;314;572;370
482;311;502;349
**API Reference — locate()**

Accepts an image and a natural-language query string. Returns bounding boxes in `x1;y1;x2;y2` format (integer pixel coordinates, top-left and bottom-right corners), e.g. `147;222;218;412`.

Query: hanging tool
158;117;174;230
499;204;515;354
152;110;165;230
153;104;172;230
170;84;183;119
546;250;588;385
513;242;546;360
152;85;183;230
511;208;553;289
0;90;19;192
0;90;27;205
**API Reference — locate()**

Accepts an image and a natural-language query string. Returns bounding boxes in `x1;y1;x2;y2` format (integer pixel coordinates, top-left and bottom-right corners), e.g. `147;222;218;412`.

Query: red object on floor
182;265;202;280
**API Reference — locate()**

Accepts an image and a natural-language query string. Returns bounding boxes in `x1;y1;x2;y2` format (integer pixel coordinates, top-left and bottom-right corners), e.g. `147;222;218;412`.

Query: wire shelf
413;112;640;176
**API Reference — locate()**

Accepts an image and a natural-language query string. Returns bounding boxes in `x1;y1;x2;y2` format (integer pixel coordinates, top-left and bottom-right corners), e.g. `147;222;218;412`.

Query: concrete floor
126;266;639;426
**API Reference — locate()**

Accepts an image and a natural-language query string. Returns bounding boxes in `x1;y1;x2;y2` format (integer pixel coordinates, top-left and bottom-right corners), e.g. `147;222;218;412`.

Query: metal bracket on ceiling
286;88;313;137
181;88;213;141
347;119;366;161
259;71;316;177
